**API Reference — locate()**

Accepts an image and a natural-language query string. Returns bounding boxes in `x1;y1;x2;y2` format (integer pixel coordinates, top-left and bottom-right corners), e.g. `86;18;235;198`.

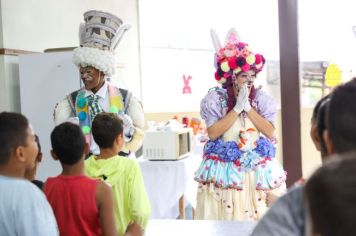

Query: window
299;0;356;106
139;0;280;112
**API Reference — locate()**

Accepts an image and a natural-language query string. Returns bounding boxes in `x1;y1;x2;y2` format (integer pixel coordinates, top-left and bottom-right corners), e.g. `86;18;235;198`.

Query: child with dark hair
44;122;118;236
0;112;58;235
324;77;356;154
86;112;151;236
305;153;356;236
252;78;356;236
314;97;330;158
263;95;331;208
310;95;330;158
24;134;44;189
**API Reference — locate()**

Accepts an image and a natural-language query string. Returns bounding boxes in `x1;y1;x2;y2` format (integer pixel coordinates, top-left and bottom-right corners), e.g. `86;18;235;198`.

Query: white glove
244;85;251;112
233;85;248;114
244;102;251;112
67;117;80;125
119;114;135;142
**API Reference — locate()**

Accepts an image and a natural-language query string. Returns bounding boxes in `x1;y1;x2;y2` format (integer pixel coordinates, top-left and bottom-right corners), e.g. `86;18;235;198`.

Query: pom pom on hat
223;72;231;78
215;71;221;81
233;67;242;74
246;54;256;65
221;61;230;72
236;57;246;67
255;54;262;65
228;57;238;69
242;64;251;72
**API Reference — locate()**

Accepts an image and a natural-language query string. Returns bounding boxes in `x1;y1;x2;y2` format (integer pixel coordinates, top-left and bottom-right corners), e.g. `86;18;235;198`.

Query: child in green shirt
86;112;151;235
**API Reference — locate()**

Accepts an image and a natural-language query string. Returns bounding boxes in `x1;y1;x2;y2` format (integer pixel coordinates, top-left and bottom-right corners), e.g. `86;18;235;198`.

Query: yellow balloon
325;64;342;87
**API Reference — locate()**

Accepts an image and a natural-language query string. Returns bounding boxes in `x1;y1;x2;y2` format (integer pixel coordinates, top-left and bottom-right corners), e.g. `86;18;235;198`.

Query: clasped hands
233;84;251;114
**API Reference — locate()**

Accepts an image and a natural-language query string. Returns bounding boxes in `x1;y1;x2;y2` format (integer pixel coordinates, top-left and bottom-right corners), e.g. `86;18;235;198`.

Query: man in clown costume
54;10;144;157
194;29;286;220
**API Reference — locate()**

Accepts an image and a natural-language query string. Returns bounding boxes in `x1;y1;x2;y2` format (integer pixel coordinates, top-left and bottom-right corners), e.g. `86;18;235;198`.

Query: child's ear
14;146;26;163
115;133;123;144
83;143;90;156
310;125;321;151
50;150;59;161
323;130;334;156
37;152;43;163
115;133;124;150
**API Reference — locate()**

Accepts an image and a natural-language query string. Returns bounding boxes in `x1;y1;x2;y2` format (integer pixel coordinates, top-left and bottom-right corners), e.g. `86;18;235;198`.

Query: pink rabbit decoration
182;74;192;94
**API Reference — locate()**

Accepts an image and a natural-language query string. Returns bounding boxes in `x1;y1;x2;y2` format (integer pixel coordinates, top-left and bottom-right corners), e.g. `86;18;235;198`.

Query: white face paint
232;70;256;95
80;67;96;84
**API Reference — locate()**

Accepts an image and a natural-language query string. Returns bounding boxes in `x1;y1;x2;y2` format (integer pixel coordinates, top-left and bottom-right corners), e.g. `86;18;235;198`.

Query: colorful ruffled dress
194;87;287;220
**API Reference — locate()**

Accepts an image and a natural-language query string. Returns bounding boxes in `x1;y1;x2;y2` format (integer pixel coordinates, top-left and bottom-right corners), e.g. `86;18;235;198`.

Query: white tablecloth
138;155;201;219
145;220;256;236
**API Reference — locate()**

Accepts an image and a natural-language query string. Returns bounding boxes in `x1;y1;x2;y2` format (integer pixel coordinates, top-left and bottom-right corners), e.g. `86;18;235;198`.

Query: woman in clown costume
194;29;286;220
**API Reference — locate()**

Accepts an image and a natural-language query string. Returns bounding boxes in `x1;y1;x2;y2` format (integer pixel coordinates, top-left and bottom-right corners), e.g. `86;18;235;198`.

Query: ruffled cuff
121;127;144;153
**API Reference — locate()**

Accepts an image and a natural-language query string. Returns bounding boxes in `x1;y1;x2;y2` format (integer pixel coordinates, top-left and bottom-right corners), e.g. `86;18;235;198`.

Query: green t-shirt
85;155;151;235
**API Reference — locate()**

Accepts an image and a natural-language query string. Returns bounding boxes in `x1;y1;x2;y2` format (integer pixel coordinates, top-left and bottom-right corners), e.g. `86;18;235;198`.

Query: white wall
0;0;141;112
19;52;81;180
0;1;3;48
0;55;20;112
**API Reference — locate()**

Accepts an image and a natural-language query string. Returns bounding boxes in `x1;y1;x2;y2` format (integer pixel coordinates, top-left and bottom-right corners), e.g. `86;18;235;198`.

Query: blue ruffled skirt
194;137;286;190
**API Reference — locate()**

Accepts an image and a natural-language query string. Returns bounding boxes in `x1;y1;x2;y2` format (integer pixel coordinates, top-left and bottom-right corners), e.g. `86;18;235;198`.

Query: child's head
92;112;124;150
326;77;356;154
0;112;38;172
35;135;42;154
310;95;330;159
50;122;86;165
24;135;43;180
305;152;356;236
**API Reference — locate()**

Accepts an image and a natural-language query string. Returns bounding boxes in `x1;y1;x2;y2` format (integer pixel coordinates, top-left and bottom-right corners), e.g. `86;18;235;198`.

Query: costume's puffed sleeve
53;98;76;125
256;90;277;125
200;90;225;128
122;94;145;153
126;95;144;129
128;162;151;229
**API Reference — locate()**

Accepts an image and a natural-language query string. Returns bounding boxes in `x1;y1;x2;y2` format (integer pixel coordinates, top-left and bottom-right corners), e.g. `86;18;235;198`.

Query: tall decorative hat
211;28;266;84
73;10;130;77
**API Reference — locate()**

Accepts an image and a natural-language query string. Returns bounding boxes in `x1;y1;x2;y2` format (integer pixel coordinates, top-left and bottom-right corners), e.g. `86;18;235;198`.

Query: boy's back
48;122;118;236
0;175;58;236
44;175;102;235
86;155;151;235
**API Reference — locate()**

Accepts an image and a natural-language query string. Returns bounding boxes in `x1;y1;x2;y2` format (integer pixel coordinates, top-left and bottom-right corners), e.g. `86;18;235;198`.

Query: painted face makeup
79;66;104;92
232;70;256;95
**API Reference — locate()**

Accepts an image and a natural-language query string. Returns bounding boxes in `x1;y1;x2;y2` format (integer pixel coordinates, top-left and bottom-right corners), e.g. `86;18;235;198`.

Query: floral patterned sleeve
200;88;226;128
256;90;277;126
